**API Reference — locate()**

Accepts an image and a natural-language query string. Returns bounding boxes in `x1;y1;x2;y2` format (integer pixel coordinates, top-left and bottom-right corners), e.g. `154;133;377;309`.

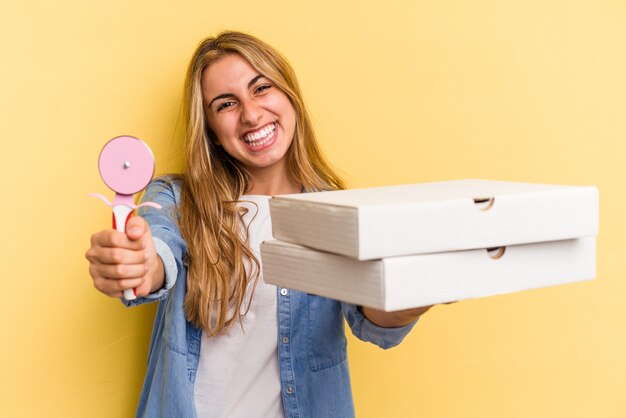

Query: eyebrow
207;74;267;109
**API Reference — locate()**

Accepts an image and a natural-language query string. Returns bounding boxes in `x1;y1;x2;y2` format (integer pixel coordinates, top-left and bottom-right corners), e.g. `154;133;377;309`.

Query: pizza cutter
89;135;162;300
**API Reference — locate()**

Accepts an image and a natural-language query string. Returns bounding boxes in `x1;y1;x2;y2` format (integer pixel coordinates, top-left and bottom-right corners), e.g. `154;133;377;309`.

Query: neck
245;164;302;196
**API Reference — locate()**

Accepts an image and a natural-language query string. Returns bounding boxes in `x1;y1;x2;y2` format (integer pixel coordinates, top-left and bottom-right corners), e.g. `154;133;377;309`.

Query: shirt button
280;288;288;296
282;336;289;344
286;386;294;394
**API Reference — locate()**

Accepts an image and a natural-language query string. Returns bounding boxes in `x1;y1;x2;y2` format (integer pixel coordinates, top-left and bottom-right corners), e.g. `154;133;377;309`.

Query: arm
361;305;433;328
124;177;187;306
86;177;186;306
342;302;420;349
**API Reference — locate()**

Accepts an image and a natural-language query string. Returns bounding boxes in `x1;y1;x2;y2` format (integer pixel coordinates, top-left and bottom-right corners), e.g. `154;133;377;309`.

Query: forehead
201;54;259;96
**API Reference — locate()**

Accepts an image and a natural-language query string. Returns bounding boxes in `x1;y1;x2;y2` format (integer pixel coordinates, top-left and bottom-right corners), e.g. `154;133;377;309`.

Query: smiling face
201;53;297;181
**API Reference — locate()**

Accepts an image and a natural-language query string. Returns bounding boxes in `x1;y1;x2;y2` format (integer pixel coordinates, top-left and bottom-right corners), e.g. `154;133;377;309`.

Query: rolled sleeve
342;302;417;349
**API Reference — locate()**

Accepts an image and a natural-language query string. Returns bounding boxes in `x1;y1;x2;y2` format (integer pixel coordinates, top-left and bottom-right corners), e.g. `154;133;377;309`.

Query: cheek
276;100;297;133
285;107;297;139
208;116;237;144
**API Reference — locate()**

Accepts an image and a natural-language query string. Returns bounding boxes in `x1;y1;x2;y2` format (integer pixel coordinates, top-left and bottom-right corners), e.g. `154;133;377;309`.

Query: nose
240;97;262;125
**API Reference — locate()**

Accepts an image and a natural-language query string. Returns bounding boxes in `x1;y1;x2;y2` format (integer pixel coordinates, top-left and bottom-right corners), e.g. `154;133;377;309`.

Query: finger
92;275;121;297
134;279;154;298
89;247;147;265
126;216;149;241
95;263;148;280
92;229;145;250
93;276;145;295
115;277;146;291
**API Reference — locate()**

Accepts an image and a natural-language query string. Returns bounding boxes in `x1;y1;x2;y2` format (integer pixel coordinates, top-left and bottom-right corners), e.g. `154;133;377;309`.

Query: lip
240;122;276;139
240;122;278;152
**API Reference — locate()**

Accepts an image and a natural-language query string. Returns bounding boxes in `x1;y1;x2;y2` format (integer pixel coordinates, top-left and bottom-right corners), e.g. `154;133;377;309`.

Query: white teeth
244;123;276;145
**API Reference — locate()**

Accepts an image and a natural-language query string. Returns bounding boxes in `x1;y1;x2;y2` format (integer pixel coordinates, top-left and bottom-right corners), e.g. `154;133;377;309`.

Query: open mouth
242;123;276;147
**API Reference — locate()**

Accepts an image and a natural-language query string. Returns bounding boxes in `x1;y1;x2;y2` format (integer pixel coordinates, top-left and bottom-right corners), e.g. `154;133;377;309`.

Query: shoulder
138;175;184;222
143;174;183;205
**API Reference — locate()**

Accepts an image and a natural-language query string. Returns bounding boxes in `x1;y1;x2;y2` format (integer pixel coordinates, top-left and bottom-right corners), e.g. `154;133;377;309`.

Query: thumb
125;215;147;241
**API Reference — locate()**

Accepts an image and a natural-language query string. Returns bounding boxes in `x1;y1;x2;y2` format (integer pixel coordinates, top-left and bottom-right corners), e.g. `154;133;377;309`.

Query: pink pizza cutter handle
111;204;138;300
112;201;162;300
89;194;162;301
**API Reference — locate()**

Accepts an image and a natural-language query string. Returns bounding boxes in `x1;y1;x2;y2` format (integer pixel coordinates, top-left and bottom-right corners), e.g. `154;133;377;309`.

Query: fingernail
128;227;141;235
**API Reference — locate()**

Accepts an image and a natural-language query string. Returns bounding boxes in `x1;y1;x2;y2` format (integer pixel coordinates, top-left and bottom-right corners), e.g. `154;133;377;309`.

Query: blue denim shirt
125;178;417;418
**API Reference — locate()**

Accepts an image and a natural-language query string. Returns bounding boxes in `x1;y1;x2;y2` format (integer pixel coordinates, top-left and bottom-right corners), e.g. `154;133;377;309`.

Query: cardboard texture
261;237;596;311
269;179;599;260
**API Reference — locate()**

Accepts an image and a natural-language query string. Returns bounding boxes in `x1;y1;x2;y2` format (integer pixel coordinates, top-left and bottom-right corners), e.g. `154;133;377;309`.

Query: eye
216;101;236;112
254;84;272;94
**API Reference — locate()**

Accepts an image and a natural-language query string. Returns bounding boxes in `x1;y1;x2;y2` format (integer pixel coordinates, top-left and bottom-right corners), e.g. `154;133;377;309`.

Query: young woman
86;31;431;418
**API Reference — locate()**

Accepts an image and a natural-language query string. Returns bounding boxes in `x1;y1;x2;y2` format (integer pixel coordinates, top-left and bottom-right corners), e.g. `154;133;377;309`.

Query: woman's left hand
361;305;435;328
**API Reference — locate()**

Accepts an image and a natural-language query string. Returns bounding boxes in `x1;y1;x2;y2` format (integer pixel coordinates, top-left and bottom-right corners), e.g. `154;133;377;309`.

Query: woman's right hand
85;216;164;299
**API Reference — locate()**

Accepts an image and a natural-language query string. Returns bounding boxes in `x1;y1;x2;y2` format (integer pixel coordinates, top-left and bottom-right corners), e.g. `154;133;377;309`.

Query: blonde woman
86;31;431;418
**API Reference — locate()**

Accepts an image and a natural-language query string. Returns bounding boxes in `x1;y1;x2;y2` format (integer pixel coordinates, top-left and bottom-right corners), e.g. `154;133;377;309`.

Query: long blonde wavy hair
179;31;345;336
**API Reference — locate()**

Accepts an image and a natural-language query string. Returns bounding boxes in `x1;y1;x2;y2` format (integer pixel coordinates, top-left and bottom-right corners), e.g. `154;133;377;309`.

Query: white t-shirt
193;195;284;418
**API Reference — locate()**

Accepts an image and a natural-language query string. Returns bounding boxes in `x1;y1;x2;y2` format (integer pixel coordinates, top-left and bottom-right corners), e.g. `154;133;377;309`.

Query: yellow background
1;1;624;417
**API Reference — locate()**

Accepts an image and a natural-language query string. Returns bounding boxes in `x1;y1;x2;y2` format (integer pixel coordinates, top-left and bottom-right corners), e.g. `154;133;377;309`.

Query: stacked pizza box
260;179;599;311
